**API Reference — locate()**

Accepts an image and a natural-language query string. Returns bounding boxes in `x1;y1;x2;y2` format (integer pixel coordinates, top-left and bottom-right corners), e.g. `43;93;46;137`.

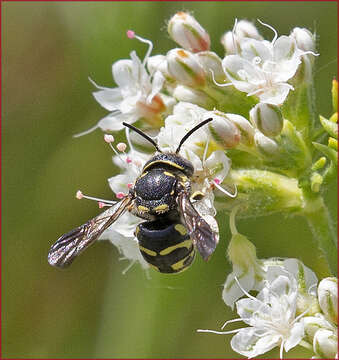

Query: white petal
146;70;165;104
284;322;304;352
108;173;132;195
283;258;318;295
112;59;135;89
223;265;255;309
92;88;123;111
205;150;231;182
222;55;261;93
130;51;150;89
257;82;291;105
98;112;137;131
236;298;267;325
273;36;297;62
240;38;271;62
231;328;279;358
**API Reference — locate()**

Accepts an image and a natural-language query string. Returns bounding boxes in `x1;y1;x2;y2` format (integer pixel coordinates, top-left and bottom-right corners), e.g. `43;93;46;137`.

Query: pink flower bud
207;113;241;149
168;12;210;53
167;48;205;88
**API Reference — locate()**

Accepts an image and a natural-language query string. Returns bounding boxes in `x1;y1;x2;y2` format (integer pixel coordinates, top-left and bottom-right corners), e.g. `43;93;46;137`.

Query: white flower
200;267;306;358
223;257;318;309
221;19;263;54
90;34;167;133
222;21;308;105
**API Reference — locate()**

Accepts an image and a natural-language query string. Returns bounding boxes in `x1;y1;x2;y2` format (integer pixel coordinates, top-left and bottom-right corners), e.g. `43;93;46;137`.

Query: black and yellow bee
48;118;218;273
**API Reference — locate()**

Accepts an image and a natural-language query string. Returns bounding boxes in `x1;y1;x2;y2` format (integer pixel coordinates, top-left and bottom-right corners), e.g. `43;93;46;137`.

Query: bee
48;118;218;273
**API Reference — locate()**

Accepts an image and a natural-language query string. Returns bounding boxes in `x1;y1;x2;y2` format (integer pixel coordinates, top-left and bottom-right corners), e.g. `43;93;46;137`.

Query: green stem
303;195;337;275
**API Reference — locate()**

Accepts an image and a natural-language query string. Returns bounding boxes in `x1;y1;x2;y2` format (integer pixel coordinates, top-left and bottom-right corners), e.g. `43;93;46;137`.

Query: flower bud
173;85;215;108
195;51;226;82
290;27;316;52
250;103;283;137
225;113;255;146
318;277;338;325
167;48;206;88
254;130;279;156
207;112;241;149
313;328;337;358
303;314;334;342
221;20;262;54
168;12;210;53
319;115;338;139
227;233;258;270
332;79;338;113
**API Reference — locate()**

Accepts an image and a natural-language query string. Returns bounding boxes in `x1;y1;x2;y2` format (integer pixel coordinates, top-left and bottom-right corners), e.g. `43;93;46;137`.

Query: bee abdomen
136;219;195;273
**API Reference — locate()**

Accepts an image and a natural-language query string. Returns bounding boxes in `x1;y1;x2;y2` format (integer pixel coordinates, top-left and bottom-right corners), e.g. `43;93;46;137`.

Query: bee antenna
176;118;213;154
122;122;162;153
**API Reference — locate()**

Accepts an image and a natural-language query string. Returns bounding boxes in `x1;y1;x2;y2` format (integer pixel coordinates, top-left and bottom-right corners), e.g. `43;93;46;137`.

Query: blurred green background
2;2;337;358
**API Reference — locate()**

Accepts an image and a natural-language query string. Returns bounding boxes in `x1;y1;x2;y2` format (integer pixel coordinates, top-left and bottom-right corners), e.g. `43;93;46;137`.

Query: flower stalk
303;195;337;276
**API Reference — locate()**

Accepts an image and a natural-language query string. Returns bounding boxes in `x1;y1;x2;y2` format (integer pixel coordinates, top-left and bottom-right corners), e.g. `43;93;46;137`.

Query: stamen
127;29;153;66
257;19;278;44
117;142;127;152
73;123;99;138
197;328;242;335
212;180;238;198
280;339;285;359
104;134;114;143
202;136;210;165
210;69;233;88
104;135;127;168
88;76;106;90
76;190;83;199
122;260;136;275
234;276;262;303
98;201;112;208
75;190;116;205
221;317;250;330
125;127;135;154
126;157;132;164
116;192;125;199
301;50;319;57
232;18;239;54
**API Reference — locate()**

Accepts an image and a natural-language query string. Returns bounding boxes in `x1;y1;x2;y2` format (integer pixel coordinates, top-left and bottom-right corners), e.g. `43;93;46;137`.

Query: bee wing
177;191;218;261
48;196;133;268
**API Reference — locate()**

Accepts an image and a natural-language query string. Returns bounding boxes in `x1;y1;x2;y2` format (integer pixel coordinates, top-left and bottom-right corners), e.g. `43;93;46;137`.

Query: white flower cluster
85;17;317;265
77;12;336;358
200;258;338;359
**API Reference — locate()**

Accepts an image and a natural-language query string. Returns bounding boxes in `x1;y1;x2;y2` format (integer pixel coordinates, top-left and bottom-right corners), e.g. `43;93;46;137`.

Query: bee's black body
137;218;195;273
48;119;219;273
132;152;196;273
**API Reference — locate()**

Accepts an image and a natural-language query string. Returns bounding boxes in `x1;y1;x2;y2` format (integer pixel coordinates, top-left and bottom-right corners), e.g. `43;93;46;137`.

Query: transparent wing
177;191;218;261
48;196;133;268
